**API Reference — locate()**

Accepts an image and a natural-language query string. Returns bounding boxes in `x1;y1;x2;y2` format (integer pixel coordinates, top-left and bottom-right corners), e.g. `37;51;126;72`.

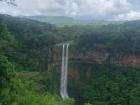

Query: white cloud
114;10;140;21
0;0;140;20
78;0;130;15
0;2;19;15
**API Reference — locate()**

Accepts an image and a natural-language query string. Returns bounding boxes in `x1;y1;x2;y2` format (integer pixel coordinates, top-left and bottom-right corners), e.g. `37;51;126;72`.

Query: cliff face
70;51;140;69
53;45;140;69
70;51;109;64
119;55;140;68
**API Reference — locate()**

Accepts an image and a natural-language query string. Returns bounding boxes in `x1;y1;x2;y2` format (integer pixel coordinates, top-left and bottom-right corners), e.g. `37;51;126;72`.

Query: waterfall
60;43;69;100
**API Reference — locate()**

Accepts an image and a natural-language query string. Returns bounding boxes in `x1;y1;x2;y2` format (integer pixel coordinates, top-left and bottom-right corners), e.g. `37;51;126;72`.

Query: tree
0;55;15;104
84;103;93;105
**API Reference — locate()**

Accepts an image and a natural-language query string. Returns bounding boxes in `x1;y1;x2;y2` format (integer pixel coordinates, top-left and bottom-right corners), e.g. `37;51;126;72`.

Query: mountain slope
24;16;108;26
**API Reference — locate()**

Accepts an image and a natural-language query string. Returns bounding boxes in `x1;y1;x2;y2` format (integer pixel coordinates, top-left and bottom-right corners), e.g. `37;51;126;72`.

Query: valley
0;14;140;105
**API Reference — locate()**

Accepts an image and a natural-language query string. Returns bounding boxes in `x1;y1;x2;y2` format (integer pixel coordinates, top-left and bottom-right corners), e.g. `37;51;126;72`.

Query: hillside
24;16;109;27
0;14;76;105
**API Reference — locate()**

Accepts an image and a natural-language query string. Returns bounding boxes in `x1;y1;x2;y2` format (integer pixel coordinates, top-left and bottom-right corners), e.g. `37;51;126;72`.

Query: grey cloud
0;0;140;20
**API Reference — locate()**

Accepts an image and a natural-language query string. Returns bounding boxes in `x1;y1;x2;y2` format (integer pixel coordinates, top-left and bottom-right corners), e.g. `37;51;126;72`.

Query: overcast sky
0;0;140;21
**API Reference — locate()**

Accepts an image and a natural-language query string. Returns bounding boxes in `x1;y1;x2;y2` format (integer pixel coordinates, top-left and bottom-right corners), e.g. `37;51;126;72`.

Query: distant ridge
24;16;109;27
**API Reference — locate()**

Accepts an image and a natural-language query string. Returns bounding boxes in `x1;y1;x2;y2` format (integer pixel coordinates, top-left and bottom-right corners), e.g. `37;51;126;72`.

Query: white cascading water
60;43;69;100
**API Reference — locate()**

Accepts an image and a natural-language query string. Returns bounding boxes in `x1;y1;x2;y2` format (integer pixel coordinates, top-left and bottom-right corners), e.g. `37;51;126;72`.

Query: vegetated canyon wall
53;45;140;69
70;49;140;69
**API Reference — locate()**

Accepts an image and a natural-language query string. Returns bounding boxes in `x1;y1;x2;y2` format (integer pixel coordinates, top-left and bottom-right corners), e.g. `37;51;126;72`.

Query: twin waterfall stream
60;43;69;100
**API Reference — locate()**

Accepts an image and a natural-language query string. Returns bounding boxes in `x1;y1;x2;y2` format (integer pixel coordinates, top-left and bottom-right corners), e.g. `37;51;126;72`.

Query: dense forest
0;14;140;105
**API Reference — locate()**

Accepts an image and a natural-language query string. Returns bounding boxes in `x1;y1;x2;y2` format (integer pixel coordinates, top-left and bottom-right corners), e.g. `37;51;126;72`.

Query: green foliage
14;69;75;105
11;79;75;105
61;98;75;105
0;14;60;71
69;63;140;105
0;19;16;55
41;65;60;94
84;103;93;105
75;23;140;55
0;16;74;105
0;55;16;105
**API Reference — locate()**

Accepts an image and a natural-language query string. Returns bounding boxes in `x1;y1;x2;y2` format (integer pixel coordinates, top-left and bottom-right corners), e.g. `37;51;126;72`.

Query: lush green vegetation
75;23;140;55
0;16;75;105
69;63;140;105
0;14;61;71
0;14;140;105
